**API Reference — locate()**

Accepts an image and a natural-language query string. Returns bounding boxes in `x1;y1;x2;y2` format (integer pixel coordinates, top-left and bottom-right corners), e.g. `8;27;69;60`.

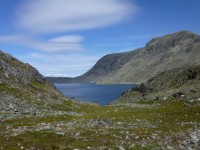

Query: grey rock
88;119;113;127
118;146;125;150
75;132;80;139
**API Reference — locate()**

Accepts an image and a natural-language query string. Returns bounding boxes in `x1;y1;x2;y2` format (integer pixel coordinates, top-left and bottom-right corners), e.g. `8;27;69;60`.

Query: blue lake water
54;83;137;105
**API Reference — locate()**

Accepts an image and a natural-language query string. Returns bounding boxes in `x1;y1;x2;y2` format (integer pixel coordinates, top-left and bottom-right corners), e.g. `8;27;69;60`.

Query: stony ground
0;99;199;150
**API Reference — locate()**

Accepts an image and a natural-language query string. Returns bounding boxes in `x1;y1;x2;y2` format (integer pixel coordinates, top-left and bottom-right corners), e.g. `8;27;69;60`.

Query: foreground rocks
0;92;88;121
0;100;199;149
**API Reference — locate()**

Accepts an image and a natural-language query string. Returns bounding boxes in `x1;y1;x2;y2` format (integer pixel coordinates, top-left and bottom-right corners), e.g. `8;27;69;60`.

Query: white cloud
0;35;84;52
49;35;84;43
16;0;137;34
0;35;26;44
18;53;104;77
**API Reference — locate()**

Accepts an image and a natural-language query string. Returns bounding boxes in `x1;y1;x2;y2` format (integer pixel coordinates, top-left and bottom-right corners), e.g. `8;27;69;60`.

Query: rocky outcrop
113;65;200;104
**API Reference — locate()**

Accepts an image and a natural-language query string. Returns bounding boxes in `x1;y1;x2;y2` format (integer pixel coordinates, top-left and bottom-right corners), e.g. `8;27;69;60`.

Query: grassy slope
0;99;199;149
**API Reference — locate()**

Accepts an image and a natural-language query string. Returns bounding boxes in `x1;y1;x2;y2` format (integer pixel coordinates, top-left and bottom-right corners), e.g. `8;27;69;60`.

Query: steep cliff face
48;31;200;84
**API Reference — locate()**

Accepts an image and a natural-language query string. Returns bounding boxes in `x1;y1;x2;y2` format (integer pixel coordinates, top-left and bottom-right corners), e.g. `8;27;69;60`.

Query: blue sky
0;0;200;77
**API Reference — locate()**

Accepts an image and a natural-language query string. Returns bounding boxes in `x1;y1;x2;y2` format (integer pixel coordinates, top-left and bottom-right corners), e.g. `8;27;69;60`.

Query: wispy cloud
49;35;84;43
16;0;137;34
0;0;139;76
0;0;137;53
0;35;84;52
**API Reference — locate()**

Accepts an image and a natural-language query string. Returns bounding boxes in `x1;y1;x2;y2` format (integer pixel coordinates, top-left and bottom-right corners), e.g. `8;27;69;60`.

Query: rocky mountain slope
47;31;200;84
113;65;200;104
104;31;200;84
0;50;77;120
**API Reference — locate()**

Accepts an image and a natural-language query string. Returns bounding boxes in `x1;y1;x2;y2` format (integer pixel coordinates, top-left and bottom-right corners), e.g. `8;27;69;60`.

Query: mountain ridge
46;30;200;84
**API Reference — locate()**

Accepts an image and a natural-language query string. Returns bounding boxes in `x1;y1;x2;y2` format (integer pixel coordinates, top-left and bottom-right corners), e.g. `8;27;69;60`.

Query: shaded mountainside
112;65;200;104
47;31;200;84
73;50;138;83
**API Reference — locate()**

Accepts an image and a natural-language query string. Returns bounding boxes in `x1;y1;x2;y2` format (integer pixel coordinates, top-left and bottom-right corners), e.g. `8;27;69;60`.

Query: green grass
31;81;55;92
0;84;23;98
3;115;75;125
50;100;73;111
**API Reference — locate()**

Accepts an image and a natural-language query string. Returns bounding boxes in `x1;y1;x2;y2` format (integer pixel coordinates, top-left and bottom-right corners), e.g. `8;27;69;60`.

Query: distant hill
45;77;73;83
47;31;200;84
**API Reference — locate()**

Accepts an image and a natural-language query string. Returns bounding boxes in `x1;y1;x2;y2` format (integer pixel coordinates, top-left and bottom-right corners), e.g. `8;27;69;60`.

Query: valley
0;31;200;149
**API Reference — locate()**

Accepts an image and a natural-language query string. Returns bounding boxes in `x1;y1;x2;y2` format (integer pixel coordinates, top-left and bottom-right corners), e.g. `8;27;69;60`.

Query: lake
54;83;137;105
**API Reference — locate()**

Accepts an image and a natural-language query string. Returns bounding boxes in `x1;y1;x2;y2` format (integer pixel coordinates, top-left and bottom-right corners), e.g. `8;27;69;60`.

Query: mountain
112;65;200;104
0;50;73;120
47;31;200;84
103;31;200;84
